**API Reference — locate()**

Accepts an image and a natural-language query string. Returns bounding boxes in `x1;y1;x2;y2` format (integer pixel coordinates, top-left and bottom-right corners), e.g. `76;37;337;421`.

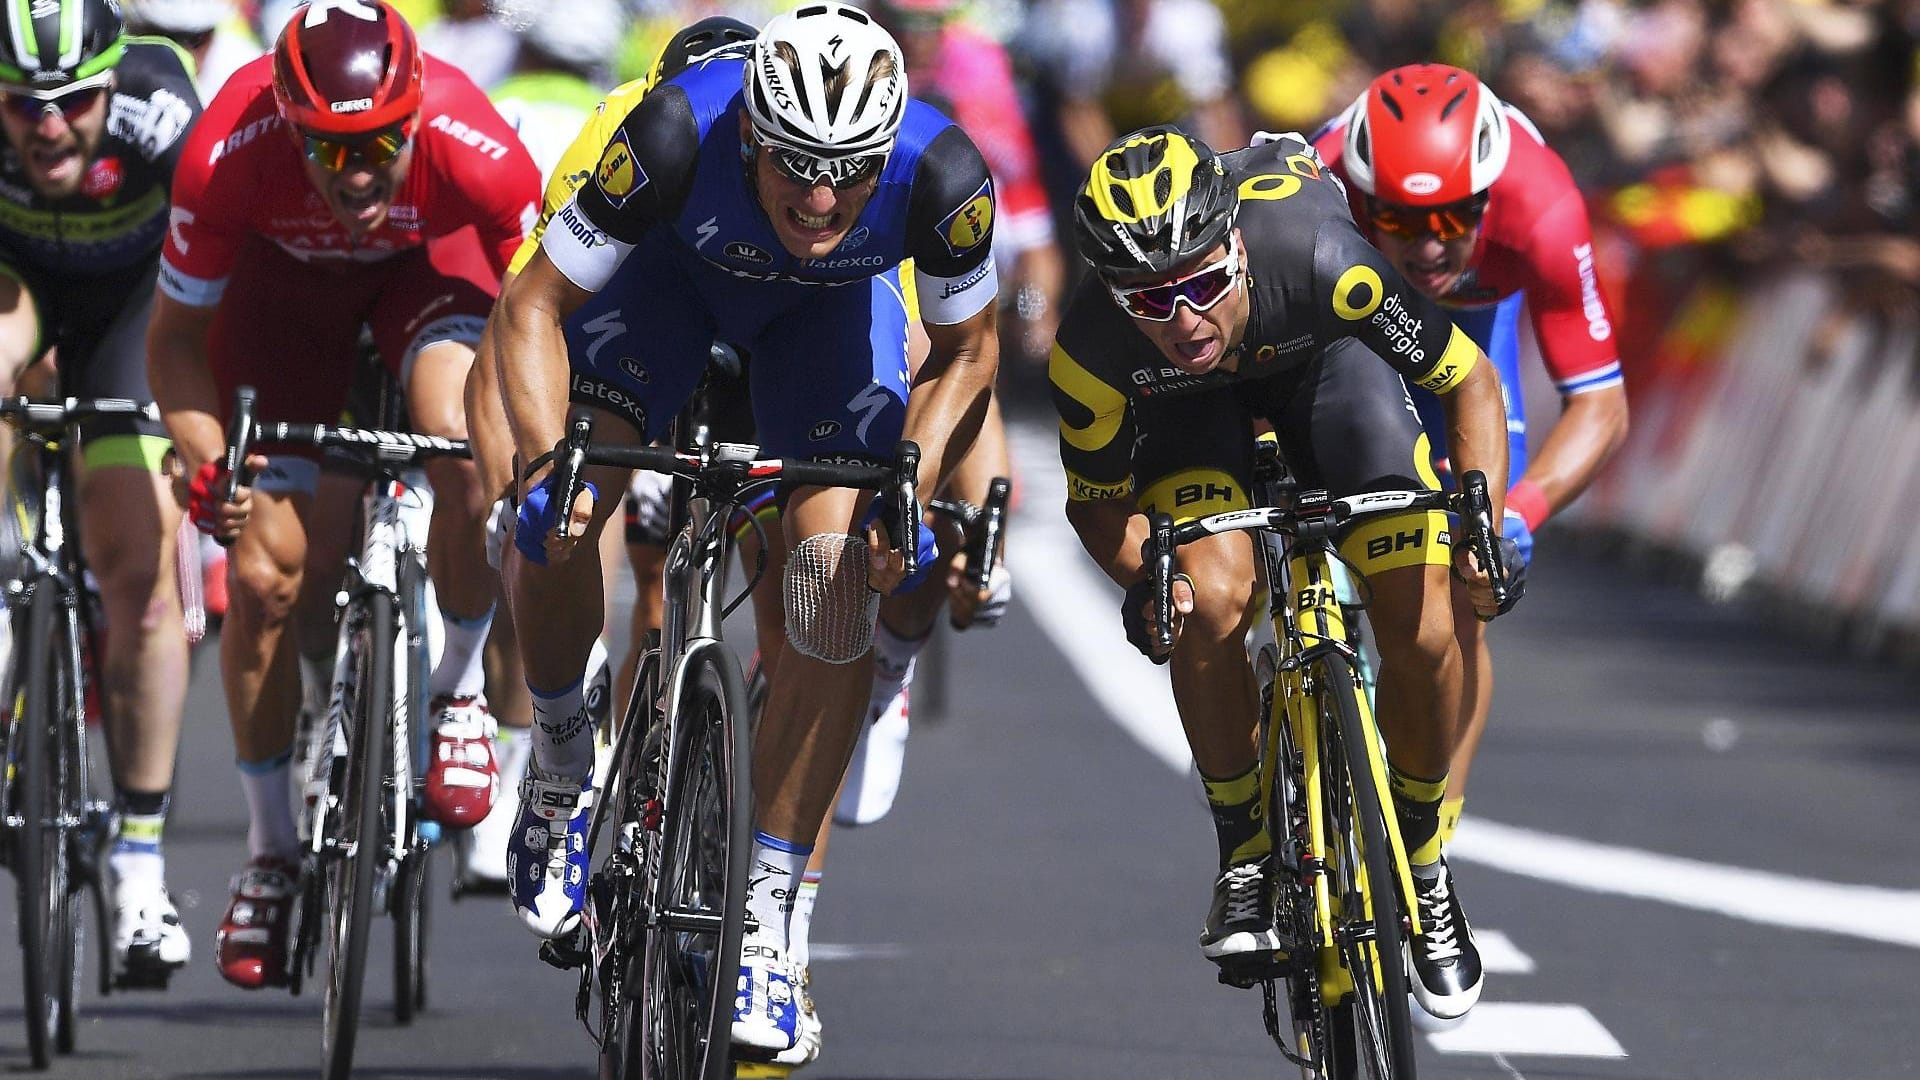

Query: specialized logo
1400;172;1442;197
725;241;772;265
694;215;719;250
938;179;993;256
594;130;646;207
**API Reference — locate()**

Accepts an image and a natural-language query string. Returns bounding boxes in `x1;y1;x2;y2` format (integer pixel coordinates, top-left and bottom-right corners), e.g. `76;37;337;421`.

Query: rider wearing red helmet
1314;63;1629;852
146;0;540;990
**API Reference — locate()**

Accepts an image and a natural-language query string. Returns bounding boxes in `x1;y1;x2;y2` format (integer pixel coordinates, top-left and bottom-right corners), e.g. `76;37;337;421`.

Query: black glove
1121;574;1190;660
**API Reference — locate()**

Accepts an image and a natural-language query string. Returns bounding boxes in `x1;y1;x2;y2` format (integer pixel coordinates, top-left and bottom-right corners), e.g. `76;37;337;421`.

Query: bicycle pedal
537;935;588;971
1215;950;1293;990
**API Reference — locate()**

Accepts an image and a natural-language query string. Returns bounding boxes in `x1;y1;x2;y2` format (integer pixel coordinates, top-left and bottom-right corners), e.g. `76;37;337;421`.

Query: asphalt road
4;425;1918;1079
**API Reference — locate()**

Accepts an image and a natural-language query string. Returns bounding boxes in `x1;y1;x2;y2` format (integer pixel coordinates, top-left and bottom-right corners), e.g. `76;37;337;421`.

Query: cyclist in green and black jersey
0;0;201;986
1050;126;1514;1019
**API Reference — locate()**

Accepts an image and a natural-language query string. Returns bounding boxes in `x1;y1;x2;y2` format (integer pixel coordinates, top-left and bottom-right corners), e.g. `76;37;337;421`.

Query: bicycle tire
322;598;393;1080
1319;660;1417;1080
14;583;65;1068
393;844;430;1023
1259;655;1333;1078
393;558;430;1025
635;643;752;1080
597;640;664;1080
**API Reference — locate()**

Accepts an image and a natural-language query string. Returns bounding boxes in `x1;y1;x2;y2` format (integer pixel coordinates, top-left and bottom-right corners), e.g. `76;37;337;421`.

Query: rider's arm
483;247;594;490
144;292;223;473
1050;289;1147;586
1310;218;1508;519
903;127;1004;501
1515;190;1631;528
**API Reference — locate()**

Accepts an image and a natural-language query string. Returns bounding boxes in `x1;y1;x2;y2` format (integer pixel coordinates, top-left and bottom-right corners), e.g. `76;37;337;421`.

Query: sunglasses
1367;194;1489;242
1107;235;1242;322
2;86;106;125
758;134;884;190
301;120;414;172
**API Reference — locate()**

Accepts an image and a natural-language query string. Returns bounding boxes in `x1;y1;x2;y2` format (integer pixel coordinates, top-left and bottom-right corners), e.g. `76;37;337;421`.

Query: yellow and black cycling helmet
1073;125;1237;278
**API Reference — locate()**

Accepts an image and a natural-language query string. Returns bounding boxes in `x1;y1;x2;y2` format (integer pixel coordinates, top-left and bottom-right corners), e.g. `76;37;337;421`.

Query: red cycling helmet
272;0;423;136
1339;64;1511;207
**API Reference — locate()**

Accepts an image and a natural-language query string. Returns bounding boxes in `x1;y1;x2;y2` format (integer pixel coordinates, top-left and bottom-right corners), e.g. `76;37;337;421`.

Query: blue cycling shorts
1409;291;1528;483
564;230;912;461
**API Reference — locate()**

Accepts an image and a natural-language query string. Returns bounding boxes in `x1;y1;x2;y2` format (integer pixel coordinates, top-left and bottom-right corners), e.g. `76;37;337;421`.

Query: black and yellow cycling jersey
1051;133;1477;574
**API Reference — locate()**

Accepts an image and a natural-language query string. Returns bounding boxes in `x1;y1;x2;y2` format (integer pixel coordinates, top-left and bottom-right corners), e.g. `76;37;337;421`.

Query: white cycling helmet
126;0;232;35
743;1;907;174
518;0;625;73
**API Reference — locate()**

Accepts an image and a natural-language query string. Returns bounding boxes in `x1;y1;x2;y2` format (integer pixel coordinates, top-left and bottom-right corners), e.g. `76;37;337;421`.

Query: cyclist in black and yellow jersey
0;0;201;987
1050;126;1516;1020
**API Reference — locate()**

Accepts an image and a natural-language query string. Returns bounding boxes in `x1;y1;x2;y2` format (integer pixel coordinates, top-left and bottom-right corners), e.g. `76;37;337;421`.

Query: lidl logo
594;131;646;208
938;180;993;256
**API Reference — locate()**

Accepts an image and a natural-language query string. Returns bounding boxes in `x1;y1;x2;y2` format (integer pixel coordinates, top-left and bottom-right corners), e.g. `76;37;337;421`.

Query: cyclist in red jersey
144;0;540;990
1312;64;1630;845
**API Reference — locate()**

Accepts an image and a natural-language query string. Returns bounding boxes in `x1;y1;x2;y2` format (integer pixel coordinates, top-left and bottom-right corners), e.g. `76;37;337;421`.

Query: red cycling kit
159;53;540;443
1312;109;1623;400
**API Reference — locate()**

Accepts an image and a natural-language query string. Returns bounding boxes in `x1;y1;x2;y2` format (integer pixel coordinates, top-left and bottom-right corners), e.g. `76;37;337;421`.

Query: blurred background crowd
138;0;1920;654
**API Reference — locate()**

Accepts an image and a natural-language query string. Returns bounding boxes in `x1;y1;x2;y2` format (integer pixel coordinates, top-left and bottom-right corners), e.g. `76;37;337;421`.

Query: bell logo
1400;172;1443;197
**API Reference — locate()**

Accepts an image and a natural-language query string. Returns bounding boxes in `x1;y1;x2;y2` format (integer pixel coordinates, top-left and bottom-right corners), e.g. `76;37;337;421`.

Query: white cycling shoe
111;875;190;984
834;683;909;827
772;965;823;1067
733;922;800;1055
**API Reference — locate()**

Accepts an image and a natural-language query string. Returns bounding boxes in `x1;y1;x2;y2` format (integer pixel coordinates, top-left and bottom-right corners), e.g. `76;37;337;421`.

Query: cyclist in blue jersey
476;2;1000;1057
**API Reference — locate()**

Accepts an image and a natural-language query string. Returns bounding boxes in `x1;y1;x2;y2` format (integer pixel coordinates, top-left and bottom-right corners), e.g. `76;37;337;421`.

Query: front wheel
322;599;393;1080
13;584;74;1068
635;644;752;1080
1319;660;1417;1080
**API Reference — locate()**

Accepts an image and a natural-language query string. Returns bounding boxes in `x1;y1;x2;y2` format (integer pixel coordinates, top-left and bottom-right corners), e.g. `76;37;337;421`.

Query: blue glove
1501;508;1535;569
514;478;599;567
864;493;939;592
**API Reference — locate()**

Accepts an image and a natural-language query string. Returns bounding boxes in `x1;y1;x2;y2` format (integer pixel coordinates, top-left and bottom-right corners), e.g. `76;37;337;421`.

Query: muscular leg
224;491;310;767
1365;561;1464;779
407;342;493;625
1166;530;1262;778
1442;589;1491;842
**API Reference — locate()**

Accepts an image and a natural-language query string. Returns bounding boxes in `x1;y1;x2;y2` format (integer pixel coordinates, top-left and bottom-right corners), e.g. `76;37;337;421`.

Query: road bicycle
221;386;468;1080
1143;436;1512;1080
0;396;146;1068
529;400;923;1080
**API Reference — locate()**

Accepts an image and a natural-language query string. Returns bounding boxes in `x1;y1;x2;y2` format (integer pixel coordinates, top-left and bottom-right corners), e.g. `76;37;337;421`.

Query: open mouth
1172;337;1220;372
334;182;388;224
27;143;80;184
786;206;839;237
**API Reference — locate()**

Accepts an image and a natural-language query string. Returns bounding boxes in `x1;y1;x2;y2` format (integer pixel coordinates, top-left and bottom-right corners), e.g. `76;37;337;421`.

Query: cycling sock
496;723;533;793
109;789;169;886
789;869;822;972
529;675;594;781
1388;765;1449;868
430;604;495;700
1200;763;1271;869
1439;797;1465;848
745;831;812;950
238;751;300;861
867;619;925;721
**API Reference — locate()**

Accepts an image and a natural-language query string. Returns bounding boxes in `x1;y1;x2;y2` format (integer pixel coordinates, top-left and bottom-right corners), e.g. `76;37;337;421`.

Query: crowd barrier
1555;268;1920;657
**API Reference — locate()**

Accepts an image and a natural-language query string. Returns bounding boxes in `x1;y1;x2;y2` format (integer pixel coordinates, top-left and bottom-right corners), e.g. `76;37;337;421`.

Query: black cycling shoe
1201;857;1283;962
1406;856;1484;1019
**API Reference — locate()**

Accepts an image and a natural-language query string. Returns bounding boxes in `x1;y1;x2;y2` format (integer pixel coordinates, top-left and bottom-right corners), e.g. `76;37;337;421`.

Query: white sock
238;753;299;862
109;804;168;888
430;605;494;699
868;621;926;721
530;676;594;780
789;869;822;972
496;724;533;791
745;832;811;950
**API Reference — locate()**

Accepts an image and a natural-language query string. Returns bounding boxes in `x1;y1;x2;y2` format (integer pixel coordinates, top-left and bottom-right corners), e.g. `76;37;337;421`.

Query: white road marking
809;943;908;962
1426;1003;1627;1058
1451;817;1920;950
1473;929;1536;975
1012;419;1920;950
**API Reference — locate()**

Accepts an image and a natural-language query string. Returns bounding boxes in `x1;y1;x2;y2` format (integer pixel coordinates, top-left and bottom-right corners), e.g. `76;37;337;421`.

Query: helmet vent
1477;121;1494;160
1106;181;1135;219
1155;169;1172;208
1439;89;1468;122
1376;89;1403;122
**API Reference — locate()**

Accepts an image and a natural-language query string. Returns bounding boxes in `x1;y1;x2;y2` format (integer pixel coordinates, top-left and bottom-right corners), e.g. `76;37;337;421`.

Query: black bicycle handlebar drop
0;396;158;428
1458;470;1513;615
211;387;261;549
973;476;1012;593
1148;510;1177;664
891;440;920;583
545;411;594;545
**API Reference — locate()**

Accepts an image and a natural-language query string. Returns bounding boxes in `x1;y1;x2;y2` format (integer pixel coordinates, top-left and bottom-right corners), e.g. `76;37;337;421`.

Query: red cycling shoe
215;856;299;989
423;695;499;827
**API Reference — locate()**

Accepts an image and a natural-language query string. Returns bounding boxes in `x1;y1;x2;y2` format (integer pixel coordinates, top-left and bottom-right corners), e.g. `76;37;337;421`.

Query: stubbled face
0;85;110;199
298;140;414;240
1113;233;1250;376
741;113;880;260
1372;228;1479;299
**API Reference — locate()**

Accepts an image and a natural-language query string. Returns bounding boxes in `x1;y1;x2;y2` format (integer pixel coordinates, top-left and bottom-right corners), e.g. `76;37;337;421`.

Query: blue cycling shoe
505;761;592;939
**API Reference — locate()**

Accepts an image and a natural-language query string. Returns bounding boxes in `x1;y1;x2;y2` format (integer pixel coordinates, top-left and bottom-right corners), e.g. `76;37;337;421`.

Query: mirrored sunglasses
1367;194;1488;242
2;86;106;125
1107;237;1242;322
301;120;414;173
760;135;884;190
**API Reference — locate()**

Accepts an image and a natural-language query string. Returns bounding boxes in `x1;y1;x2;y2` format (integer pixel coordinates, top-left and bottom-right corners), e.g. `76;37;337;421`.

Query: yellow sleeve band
1412;323;1479;394
1048;342;1128;454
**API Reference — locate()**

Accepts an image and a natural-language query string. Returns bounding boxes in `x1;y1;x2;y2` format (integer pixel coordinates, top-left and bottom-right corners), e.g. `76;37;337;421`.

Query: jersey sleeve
425;70;543;276
1517;189;1624;395
118;39;202;177
1310;217;1480;395
544;83;700;291
1049;281;1137;501
156;75;263;308
507;80;647;277
906;125;999;325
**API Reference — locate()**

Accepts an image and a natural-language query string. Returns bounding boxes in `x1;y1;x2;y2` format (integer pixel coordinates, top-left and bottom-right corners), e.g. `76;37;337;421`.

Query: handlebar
1141;470;1517;655
0;396;157;430
926;474;1013;594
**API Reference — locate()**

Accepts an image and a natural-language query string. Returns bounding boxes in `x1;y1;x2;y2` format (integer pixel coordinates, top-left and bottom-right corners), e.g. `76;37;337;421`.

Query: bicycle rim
323;601;392;1080
601;644;664;1080
1320;661;1417;1080
54;598;84;1053
639;645;752;1080
15;584;61;1068
393;562;429;1025
393;846;429;1023
1264;667;1332;1077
